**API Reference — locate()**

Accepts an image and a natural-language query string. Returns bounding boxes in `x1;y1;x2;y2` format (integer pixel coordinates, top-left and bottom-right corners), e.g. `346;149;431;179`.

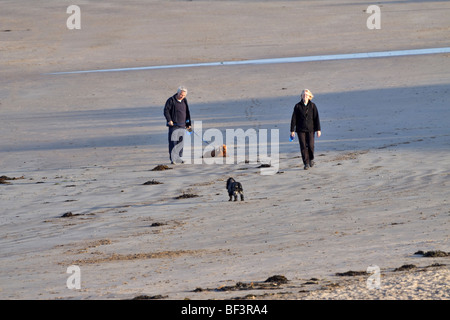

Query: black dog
226;177;244;201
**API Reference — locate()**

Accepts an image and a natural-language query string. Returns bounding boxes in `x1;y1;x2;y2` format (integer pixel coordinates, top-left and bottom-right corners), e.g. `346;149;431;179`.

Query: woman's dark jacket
290;100;321;133
163;94;192;127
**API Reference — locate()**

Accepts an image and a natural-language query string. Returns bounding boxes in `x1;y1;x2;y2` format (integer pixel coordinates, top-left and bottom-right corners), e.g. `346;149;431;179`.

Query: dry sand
0;0;449;300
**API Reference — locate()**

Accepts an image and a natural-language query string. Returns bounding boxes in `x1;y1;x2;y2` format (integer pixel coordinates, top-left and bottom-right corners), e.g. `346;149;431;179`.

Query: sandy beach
1;0;449;301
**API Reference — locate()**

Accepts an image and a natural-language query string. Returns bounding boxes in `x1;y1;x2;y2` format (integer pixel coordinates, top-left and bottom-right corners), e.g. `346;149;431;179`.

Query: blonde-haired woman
290;89;321;170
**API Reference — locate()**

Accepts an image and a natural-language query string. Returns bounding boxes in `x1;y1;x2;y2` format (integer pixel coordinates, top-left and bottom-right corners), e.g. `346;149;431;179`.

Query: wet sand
0;0;449;300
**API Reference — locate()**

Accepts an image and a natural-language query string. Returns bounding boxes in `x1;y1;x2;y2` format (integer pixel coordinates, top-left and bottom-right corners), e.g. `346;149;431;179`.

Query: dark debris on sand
264;275;288;284
335;270;368;277
394;264;417;272
150;222;167;227
193;275;289;293
175;193;199;199
394;262;447;272
61;212;77;218
151;165;172;171
60;212;92;218
143;179;163;185
131;294;168;300
0;175;25;184
415;250;450;257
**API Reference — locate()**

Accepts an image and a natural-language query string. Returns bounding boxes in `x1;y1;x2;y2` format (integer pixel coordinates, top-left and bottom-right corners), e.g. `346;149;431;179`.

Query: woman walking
290;89;321;170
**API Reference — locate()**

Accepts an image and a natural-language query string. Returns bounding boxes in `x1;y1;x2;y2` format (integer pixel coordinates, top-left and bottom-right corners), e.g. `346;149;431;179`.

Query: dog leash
188;129;211;145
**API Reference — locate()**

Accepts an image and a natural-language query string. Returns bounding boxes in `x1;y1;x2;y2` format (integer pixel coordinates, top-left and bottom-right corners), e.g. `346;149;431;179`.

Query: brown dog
210;144;227;157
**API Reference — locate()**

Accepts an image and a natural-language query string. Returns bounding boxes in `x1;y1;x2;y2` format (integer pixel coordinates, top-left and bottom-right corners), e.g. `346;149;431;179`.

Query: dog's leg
240;193;244;201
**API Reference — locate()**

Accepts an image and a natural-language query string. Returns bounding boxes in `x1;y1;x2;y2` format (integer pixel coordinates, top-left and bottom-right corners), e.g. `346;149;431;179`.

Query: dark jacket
290;100;321;133
163;94;191;127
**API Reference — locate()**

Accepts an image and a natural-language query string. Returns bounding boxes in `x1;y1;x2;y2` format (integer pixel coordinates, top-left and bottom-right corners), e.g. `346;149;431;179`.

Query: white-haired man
290;89;321;170
164;87;192;164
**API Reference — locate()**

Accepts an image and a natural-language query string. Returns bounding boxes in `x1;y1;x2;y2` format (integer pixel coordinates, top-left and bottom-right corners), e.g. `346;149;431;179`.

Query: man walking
164;86;192;164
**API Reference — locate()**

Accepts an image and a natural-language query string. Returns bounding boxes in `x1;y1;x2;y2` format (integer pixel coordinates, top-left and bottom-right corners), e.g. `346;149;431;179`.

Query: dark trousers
168;126;184;162
298;131;315;165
